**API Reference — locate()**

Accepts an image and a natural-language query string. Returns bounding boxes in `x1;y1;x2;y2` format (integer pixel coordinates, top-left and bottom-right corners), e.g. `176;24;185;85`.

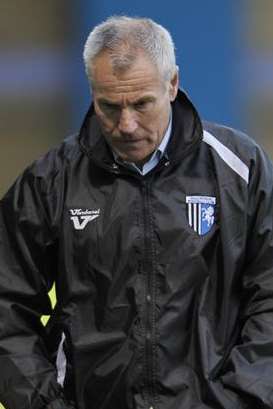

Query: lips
112;135;145;146
122;138;143;143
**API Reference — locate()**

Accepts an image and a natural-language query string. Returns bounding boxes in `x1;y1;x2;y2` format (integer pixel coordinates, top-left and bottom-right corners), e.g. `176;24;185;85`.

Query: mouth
122;138;144;144
112;136;145;146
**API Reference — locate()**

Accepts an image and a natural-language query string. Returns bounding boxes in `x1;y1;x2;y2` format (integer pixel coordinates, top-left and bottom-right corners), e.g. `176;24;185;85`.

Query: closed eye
101;102;120;111
134;100;153;111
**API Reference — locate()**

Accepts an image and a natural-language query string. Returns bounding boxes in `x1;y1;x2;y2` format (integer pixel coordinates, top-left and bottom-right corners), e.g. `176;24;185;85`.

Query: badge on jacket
186;196;216;235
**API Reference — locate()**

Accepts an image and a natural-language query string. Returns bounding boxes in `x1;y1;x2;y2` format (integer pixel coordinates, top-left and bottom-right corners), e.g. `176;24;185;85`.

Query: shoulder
1;134;83;232
2;133;82;203
31;133;82;179
201;120;273;186
202;120;258;161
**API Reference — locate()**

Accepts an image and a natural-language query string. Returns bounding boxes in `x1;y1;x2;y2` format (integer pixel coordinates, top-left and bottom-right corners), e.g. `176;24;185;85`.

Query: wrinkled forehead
91;49;164;89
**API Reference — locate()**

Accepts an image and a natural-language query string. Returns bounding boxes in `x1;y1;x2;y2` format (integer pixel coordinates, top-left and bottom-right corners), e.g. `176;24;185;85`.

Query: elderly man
1;15;273;409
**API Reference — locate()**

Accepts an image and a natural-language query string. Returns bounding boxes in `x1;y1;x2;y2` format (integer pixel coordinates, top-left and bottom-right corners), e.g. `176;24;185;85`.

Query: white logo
202;205;215;227
69;208;100;230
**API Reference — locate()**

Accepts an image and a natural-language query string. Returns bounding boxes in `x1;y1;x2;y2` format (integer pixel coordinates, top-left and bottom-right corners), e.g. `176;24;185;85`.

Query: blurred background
1;1;273;197
0;2;273;407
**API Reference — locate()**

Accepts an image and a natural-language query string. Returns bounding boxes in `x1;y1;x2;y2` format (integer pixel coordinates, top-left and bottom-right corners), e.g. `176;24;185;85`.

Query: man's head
83;16;179;165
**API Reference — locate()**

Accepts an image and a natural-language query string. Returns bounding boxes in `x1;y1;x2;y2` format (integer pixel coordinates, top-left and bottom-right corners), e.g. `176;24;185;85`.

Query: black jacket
1;91;273;409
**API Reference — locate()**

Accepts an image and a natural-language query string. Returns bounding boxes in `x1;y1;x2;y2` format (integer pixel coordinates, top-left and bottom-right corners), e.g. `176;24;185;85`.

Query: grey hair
83;16;177;86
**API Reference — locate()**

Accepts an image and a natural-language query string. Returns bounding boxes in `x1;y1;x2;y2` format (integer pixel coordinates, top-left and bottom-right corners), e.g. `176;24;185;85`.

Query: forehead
91;50;164;100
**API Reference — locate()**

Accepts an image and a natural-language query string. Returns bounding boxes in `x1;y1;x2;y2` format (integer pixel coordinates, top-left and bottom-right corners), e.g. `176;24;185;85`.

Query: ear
169;67;179;101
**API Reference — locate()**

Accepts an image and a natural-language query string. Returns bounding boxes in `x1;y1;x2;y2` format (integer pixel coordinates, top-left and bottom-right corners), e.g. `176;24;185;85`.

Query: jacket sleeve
213;145;273;408
0;166;73;409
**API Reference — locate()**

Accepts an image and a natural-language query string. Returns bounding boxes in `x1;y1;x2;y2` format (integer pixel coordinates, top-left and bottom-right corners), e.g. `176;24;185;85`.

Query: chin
118;151;147;164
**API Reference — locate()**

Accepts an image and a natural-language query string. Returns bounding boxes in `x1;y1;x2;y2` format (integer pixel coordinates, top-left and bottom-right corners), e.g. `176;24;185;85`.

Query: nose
118;108;138;134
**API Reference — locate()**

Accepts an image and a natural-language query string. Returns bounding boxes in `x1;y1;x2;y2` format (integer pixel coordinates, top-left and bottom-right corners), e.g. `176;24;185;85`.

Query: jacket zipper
142;180;158;408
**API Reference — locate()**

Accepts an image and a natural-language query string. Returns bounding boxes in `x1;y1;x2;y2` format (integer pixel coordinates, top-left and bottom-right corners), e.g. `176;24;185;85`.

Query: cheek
141;113;165;135
140;110;159;127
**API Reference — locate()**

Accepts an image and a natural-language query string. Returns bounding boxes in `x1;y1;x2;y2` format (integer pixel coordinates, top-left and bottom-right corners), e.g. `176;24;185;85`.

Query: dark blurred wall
0;3;76;196
239;0;273;157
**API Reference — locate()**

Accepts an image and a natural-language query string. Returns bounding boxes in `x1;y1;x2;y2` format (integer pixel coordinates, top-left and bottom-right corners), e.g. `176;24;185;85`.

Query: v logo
70;214;99;230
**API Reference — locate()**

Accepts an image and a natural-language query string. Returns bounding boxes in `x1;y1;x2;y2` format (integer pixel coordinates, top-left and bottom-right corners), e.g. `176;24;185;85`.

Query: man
1;15;273;409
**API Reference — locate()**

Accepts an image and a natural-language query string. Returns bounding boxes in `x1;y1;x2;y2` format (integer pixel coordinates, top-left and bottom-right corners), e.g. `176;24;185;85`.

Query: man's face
91;51;178;165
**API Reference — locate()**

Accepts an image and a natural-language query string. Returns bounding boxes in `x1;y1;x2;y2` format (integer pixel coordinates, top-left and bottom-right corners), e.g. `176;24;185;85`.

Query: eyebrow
98;99;120;107
133;96;155;104
98;95;156;107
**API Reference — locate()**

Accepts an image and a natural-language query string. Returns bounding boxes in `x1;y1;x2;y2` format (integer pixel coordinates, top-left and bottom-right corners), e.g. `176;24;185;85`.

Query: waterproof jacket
1;91;273;409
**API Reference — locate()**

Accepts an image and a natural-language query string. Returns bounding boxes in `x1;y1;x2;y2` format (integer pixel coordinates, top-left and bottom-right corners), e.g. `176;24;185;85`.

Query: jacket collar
78;89;203;167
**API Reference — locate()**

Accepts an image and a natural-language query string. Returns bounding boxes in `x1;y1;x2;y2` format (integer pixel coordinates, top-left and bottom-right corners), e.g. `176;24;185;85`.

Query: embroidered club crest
186;196;216;235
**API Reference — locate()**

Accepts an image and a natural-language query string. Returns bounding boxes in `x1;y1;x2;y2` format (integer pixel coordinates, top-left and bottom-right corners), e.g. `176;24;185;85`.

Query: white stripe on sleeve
203;130;249;184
